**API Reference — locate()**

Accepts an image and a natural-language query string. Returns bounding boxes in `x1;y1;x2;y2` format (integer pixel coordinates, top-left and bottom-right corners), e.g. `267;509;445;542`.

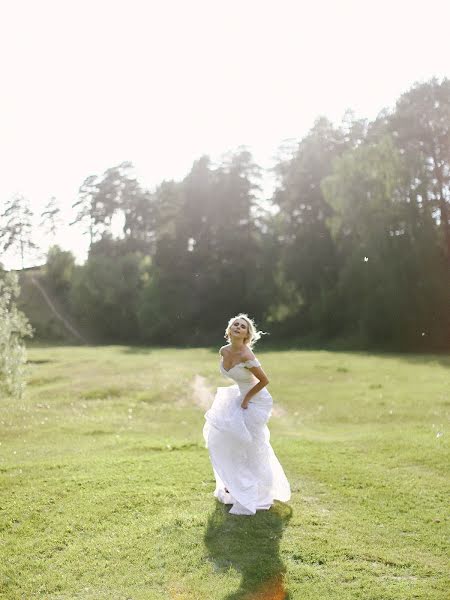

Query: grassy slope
0;346;449;599
16;269;83;344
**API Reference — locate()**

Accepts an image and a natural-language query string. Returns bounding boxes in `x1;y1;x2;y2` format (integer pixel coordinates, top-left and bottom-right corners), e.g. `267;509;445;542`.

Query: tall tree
373;78;450;263
138;157;213;343
71;162;154;251
40;196;62;238
70;175;99;245
211;149;268;317
70;246;147;343
0;195;37;268
272;117;352;334
44;245;76;296
138;150;269;344
322;135;449;348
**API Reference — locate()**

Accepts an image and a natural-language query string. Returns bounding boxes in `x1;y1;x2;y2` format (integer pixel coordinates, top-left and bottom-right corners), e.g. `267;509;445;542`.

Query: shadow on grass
392;352;450;368
204;500;292;600
120;345;162;355
26;358;53;364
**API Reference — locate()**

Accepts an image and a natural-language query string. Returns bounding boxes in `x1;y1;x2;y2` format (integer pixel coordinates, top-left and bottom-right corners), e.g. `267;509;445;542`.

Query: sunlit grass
0;346;449;599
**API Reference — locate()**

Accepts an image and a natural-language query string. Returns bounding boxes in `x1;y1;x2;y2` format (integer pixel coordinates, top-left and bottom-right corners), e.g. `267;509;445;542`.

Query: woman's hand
241;397;250;409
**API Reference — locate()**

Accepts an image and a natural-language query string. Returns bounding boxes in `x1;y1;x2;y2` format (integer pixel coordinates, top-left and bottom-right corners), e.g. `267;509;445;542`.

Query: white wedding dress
203;357;291;515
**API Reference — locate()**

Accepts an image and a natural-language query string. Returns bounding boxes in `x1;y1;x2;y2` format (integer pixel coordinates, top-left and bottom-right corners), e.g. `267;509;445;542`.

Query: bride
203;313;291;515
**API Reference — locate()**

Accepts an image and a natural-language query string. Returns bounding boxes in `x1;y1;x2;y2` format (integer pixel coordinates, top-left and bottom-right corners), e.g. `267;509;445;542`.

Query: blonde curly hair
224;313;268;349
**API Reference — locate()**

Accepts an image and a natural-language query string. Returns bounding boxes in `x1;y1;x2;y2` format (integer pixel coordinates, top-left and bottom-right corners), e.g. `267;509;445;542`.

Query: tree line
1;78;449;350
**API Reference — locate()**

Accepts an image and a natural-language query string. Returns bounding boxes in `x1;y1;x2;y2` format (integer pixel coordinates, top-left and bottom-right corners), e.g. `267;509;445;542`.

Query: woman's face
230;318;249;343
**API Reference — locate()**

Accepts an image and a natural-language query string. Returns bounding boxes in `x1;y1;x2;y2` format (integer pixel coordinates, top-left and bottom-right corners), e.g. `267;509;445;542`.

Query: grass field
0;345;449;599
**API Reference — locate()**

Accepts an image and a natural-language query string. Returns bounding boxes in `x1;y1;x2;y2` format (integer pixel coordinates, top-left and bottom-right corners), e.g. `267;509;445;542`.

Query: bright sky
1;0;449;269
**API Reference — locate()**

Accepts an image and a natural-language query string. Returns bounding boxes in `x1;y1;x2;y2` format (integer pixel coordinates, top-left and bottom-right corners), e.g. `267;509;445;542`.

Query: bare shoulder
219;344;231;357
242;347;257;361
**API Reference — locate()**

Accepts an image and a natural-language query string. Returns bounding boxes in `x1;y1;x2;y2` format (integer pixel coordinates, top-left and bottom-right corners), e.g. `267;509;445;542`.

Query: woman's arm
241;361;270;409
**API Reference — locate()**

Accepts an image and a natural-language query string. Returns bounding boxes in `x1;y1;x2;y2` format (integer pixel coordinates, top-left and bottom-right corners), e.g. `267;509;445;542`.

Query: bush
0;271;33;397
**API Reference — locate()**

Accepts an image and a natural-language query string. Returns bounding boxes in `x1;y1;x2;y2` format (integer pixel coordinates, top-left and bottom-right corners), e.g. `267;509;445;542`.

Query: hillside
16;267;88;344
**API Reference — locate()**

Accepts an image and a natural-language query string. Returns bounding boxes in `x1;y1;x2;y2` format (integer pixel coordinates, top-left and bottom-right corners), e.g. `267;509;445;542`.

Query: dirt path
191;375;213;409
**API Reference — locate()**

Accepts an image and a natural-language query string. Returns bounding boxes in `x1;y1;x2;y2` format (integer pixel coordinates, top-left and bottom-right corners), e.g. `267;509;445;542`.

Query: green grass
0;346;449;599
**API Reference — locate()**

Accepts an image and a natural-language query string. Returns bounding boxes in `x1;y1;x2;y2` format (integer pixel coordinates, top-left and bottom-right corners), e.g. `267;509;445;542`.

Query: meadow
0;345;449;599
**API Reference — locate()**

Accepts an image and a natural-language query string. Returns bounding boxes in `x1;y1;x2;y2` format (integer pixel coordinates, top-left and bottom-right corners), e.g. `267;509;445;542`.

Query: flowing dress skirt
203;383;291;515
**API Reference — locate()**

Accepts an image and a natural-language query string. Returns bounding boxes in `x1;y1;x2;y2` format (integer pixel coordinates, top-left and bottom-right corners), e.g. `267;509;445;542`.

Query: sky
1;0;449;269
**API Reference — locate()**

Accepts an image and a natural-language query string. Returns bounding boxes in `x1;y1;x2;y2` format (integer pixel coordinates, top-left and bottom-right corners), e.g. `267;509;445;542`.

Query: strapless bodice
219;358;272;405
219;358;261;383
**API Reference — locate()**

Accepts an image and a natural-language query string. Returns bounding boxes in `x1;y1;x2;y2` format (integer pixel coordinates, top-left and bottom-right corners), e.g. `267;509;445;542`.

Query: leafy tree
210;149;271;321
0;270;33;397
272;117;350;335
71;175;99;245
70;247;148;342
71;162;155;252
137;161;207;344
322;135;449;348
138;150;270;345
0;195;38;268
44;245;76;297
373;78;450;263
40;196;62;238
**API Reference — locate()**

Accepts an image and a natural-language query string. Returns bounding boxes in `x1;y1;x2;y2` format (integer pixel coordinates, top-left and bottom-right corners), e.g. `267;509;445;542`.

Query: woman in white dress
203;313;291;515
